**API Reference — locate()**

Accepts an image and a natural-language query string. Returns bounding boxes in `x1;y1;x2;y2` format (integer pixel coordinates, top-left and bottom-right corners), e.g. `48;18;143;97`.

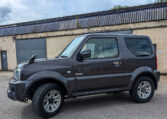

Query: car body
7;33;160;118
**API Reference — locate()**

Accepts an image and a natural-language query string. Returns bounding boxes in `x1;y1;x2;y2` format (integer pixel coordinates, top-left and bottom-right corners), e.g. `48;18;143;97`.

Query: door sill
72;87;128;97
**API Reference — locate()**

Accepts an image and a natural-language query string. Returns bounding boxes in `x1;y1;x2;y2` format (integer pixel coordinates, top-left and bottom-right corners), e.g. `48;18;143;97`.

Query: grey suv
7;33;160;118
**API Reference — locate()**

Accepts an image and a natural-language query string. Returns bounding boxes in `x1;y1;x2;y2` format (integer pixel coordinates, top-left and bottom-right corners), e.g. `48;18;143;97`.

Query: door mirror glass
79;49;91;59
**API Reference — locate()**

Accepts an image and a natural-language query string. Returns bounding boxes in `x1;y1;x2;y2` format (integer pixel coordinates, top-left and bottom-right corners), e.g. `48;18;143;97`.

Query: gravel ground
0;73;167;119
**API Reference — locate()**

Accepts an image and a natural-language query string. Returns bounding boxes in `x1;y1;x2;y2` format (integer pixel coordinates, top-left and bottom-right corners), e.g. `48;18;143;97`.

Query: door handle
113;61;121;67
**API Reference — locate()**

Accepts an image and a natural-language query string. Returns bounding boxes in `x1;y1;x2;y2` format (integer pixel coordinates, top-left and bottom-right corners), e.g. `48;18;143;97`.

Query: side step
72;87;128;97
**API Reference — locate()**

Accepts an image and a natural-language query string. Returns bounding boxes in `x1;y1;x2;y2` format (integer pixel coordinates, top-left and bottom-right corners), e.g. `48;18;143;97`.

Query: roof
84;33;148;38
0;2;167;37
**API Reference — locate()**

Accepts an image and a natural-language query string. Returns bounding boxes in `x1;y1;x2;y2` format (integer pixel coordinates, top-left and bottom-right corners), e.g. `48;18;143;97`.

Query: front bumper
7;78;27;102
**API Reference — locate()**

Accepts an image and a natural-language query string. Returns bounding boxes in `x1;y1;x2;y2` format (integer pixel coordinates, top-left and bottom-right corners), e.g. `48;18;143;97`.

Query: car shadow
21;92;132;119
62;92;132;111
20;103;42;119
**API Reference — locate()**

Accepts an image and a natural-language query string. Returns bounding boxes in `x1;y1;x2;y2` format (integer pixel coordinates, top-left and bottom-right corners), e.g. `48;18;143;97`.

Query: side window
125;38;152;56
81;37;119;59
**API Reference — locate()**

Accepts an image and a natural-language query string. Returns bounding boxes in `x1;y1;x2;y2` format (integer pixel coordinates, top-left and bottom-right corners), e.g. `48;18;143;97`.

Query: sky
0;0;155;25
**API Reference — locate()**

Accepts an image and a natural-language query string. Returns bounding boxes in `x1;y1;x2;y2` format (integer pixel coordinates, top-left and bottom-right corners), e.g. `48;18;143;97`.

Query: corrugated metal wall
16;38;46;64
0;4;167;36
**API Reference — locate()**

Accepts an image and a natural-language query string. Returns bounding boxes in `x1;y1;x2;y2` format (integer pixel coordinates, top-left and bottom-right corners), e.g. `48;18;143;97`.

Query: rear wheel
32;83;64;118
129;76;155;103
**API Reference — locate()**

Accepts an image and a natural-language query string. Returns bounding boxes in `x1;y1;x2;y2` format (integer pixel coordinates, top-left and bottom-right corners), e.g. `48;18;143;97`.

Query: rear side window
125;38;152;57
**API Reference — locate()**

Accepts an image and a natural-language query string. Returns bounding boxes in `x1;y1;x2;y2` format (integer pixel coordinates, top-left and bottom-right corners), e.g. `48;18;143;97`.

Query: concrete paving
0;74;167;119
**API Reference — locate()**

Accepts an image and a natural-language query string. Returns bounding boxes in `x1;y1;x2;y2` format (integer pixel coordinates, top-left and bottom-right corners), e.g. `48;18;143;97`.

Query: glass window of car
58;35;85;58
81;37;119;59
125;38;152;57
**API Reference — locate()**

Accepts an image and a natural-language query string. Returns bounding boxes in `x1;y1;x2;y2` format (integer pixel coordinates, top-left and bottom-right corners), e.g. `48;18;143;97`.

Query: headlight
14;69;21;80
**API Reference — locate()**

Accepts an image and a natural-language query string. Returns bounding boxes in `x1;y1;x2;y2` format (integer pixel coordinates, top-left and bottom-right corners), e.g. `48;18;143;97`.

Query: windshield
58;35;85;58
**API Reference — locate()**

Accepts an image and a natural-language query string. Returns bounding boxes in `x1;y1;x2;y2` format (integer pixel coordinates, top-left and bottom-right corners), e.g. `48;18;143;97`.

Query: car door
73;36;126;92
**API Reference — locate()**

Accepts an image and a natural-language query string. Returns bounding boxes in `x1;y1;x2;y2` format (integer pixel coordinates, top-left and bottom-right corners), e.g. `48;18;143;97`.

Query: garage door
16;38;46;64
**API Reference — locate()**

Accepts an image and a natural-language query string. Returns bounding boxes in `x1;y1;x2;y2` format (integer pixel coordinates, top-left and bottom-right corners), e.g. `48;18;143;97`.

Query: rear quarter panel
120;36;157;89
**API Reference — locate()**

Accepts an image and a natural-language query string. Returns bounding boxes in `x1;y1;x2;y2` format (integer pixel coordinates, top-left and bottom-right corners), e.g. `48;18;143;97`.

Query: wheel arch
24;71;70;100
25;78;68;100
130;72;157;89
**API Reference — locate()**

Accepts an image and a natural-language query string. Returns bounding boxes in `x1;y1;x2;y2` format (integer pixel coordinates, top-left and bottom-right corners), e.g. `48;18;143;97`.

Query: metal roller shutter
16;38;46;64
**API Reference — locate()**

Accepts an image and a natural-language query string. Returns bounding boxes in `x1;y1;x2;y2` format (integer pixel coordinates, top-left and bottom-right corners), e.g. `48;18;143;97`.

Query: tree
111;5;128;10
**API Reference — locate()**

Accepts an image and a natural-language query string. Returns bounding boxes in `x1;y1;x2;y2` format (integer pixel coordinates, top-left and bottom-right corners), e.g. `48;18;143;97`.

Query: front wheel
129;76;155;103
32;83;64;118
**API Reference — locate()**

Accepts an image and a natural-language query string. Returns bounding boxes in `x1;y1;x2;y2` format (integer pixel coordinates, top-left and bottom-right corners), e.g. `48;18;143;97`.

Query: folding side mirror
78;49;91;60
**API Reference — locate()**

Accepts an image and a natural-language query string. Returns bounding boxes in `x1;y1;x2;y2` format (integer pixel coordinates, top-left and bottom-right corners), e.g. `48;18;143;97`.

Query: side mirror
78;49;91;60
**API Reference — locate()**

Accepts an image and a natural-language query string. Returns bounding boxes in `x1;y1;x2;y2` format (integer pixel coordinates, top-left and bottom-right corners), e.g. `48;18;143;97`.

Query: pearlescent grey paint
7;33;160;102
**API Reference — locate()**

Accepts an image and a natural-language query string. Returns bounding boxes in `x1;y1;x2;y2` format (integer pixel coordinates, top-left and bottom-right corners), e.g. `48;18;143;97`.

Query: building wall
46;35;77;58
133;27;167;73
0;20;167;73
0;36;17;70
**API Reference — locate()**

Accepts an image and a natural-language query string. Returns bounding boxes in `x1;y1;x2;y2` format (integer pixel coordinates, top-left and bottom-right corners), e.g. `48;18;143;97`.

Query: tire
129;76;155;103
32;83;64;118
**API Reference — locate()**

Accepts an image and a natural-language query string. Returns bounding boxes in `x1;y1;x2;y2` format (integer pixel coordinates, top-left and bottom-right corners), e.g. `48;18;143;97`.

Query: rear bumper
7;78;27;102
154;70;160;82
154;70;160;89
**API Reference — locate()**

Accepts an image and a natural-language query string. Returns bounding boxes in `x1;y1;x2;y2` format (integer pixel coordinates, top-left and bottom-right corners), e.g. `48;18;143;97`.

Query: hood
17;63;26;69
20;58;73;80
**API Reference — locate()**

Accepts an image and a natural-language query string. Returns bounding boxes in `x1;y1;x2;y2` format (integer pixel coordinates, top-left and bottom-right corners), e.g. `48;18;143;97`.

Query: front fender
24;71;69;95
129;66;157;89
